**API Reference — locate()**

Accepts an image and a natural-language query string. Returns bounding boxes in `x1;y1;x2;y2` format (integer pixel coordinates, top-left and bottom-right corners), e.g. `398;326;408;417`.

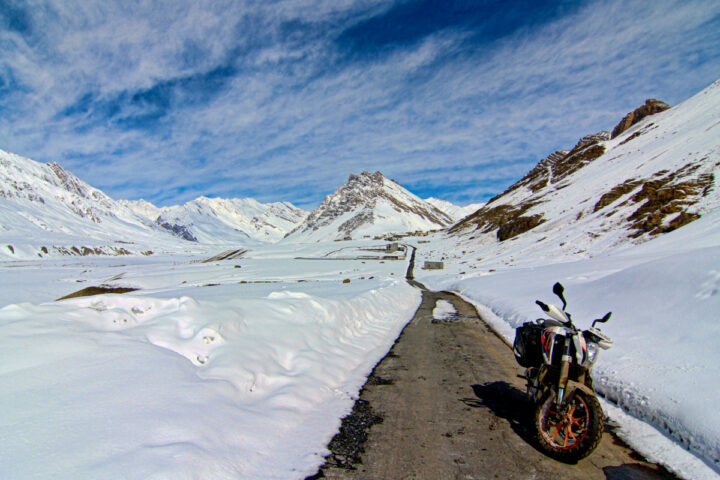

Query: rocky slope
285;171;453;242
449;79;719;264
0;150;187;258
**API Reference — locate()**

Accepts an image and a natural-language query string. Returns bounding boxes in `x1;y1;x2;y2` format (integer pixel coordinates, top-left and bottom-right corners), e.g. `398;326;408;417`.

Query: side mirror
553;282;567;310
592;312;612;328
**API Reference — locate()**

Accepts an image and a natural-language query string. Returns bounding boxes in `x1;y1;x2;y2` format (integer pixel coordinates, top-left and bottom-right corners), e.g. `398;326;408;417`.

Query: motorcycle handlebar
591;311;612;327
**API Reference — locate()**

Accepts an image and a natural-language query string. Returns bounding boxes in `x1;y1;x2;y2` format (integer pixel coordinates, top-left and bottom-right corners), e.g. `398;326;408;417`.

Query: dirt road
309;249;677;479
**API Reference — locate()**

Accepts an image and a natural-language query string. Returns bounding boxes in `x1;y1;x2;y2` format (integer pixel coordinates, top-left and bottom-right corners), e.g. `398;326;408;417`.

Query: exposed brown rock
626;163;714;237
501;150;569;196
611;99;671;139
474;204;526;234
593;179;643;212
486;133;609;205
550;141;607;183
450;200;545;242
618;130;644;146
591;161;714;238
56;286;139;301
52;245;132;256
496;214;545;241
448;93;715;251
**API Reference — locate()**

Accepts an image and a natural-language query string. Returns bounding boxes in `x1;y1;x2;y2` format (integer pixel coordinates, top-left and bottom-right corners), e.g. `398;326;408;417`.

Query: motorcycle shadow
464;381;536;444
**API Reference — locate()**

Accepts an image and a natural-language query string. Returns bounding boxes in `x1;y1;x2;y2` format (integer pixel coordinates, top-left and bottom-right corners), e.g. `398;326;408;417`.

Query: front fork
555;336;572;407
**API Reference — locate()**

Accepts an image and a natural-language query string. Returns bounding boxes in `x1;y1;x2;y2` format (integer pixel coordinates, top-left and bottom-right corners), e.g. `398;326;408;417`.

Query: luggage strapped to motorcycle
513;321;545;368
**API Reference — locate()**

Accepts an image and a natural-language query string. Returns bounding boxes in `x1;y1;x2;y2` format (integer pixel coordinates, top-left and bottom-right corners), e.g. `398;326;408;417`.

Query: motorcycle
513;282;613;462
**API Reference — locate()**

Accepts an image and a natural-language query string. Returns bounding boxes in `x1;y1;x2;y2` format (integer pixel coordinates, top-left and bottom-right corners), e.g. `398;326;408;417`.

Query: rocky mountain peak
285;171;453;241
611;99;671;139
348;171;384;184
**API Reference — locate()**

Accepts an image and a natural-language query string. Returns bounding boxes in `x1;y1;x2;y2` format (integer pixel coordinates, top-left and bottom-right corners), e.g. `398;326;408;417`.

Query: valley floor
1;232;718;479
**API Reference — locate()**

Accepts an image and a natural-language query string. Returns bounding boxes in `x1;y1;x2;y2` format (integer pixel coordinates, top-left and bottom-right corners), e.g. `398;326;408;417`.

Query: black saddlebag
513;322;544;368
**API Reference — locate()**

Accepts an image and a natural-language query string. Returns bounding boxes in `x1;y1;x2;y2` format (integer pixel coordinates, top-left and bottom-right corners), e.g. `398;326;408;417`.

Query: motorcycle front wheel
533;389;604;462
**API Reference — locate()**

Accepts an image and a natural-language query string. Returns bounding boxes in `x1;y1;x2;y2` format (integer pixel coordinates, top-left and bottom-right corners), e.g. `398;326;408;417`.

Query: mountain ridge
122;196;308;244
4;78;718;258
1;149;470;257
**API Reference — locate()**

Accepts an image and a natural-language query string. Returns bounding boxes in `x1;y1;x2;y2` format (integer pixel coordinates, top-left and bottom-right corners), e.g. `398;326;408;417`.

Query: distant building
423;261;444;270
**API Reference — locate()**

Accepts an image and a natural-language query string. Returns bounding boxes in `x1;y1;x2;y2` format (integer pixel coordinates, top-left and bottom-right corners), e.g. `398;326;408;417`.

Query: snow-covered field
2;224;720;478
0;241;420;479
415;209;720;479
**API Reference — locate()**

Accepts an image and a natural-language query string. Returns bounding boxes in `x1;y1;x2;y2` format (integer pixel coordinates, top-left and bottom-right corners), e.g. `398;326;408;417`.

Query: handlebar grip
536;300;550;312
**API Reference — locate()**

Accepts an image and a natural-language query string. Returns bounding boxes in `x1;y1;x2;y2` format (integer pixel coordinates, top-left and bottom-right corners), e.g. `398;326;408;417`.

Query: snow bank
0;280;420;479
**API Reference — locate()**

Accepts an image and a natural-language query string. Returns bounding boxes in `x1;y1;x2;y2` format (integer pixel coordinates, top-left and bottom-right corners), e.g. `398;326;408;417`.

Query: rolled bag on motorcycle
513;320;605;462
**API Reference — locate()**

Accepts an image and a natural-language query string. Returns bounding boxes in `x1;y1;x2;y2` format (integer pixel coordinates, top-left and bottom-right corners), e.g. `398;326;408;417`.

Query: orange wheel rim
540;395;590;449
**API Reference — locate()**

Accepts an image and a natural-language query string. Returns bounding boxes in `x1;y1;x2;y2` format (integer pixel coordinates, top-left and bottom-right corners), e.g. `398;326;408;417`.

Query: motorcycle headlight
585;341;600;367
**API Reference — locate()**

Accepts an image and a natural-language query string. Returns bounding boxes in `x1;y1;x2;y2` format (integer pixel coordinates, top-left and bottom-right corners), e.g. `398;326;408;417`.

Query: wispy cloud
1;0;718;209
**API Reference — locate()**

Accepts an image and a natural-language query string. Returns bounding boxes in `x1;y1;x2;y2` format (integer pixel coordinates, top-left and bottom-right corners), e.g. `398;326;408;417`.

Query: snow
432;299;457;321
425;197;484;221
0;242;420;479
118;198;167;220
449;80;720;266
148;196;307;244
5;220;718;478
0;150;307;258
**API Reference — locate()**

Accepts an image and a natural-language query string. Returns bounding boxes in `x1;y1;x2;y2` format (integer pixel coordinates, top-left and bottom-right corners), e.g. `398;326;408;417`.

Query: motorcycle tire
533;389;604;462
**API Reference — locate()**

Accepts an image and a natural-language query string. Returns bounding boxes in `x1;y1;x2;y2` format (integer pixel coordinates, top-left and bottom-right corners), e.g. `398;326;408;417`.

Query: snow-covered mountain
284;171;453;242
425;197;484;222
448;79;720;265
123;197;307;244
0;150;189;258
117;198;166;221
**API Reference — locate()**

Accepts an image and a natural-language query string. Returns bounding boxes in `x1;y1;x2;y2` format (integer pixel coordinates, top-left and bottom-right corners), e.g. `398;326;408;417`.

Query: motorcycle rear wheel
533;389;604;462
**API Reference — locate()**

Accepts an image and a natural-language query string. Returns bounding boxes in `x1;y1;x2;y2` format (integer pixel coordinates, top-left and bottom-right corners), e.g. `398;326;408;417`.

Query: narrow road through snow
311;247;677;479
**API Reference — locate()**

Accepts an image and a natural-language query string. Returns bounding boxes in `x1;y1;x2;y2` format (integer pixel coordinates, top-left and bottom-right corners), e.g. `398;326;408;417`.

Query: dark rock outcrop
611;99;671;139
496;214;545;241
157;220;198;242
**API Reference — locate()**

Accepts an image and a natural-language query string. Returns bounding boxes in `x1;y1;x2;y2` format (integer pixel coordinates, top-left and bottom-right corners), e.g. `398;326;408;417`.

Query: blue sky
1;0;718;209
